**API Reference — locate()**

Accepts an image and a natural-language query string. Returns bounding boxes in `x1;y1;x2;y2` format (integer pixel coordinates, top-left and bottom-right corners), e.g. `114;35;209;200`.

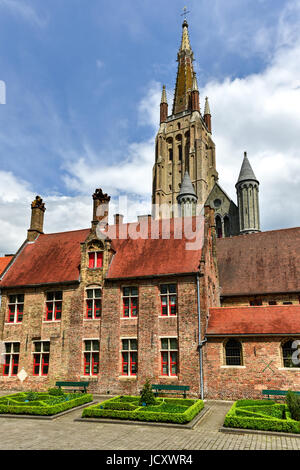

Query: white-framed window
7;294;24;323
122;287;138;318
121;338;137;376
85;287;102;319
45;291;62;321
2;342;20;376
160;338;178;376
160;284;177;316
33;341;50;376
83;340;99;376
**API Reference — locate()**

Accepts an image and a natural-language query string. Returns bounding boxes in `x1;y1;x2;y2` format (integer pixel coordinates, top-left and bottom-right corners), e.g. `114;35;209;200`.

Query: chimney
114;214;124;225
92;188;110;232
27;196;46;242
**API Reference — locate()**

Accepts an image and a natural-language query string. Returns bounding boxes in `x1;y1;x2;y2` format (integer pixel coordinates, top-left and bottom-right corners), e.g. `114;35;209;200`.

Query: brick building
0;20;299;399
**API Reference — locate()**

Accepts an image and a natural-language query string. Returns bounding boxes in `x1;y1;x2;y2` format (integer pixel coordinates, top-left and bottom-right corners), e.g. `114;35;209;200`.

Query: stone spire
236;152;260;234
160;85;168;123
172;20;195;115
177;171;198;216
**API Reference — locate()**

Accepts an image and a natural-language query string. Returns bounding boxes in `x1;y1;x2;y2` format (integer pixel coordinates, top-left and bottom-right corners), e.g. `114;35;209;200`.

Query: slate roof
207;305;300;336
216;227;300;296
236;153;258;184
178;171;197;198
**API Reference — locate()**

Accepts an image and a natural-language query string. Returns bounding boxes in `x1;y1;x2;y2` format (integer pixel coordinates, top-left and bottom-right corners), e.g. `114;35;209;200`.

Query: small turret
236;152;260;234
177;171;198;217
204;97;211;133
160;85;168;123
191;73;200;112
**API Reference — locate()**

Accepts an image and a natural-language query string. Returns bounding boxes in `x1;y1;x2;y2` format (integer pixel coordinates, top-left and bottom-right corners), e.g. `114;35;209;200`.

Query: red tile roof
207;305;300;336
1;217;204;287
1;229;90;288
0;256;13;277
107;217;204;279
216;227;300;296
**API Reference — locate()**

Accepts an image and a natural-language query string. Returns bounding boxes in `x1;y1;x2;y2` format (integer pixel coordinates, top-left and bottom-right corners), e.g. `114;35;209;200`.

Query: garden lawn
82;395;204;424
224;399;300;434
0;392;93;416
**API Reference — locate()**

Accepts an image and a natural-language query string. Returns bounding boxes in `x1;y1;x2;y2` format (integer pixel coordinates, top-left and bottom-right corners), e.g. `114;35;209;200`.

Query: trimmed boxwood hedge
82;395;204;424
0;392;93;416
224;399;300;434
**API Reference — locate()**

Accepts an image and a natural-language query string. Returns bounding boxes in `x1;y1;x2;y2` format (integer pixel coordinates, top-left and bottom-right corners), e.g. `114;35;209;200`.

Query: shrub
102;402;138;411
0;393;93;416
139;379;157;406
224;400;300;434
48;387;65;396
25;391;39;402
286;391;300;421
82;395;204;424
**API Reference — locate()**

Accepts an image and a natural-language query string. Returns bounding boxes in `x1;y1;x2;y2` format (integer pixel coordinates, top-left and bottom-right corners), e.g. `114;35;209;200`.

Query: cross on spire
180;6;191;20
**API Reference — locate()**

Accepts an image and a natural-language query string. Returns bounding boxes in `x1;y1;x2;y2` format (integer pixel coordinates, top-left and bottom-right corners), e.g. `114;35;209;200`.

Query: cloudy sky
0;0;299;254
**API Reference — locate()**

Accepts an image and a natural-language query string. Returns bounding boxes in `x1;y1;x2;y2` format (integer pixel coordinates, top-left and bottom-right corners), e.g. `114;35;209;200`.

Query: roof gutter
105;271;197;282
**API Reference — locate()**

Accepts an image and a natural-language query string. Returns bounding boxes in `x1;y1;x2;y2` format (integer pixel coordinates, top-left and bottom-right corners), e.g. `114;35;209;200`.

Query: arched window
282;339;300;368
225;339;243;366
215;215;222;238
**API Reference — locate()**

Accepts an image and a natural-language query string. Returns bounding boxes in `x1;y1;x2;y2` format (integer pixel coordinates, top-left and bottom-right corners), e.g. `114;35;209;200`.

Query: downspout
197;273;207;400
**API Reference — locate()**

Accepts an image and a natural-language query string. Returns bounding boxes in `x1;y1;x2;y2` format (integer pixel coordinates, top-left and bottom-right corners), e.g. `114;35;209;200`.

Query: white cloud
0;0;46;27
201;12;300;230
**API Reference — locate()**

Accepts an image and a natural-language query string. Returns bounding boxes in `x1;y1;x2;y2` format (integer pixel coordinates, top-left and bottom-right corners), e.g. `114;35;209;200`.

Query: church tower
152;19;218;218
236;152;260;234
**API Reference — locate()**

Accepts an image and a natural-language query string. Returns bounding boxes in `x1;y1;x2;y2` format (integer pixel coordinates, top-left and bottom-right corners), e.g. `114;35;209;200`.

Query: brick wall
204;337;300;399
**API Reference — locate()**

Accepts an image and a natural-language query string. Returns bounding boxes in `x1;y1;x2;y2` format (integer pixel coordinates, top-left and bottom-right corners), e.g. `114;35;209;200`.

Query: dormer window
88;251;103;269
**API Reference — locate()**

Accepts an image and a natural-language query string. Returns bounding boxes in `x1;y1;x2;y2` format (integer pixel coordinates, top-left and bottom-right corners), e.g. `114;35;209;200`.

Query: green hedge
0;393;93;416
224;400;300;434
82;395;204;424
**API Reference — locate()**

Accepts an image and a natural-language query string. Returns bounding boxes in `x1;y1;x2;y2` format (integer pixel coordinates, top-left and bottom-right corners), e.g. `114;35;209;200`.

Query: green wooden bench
55;381;89;393
152;384;190;398
262;389;300;399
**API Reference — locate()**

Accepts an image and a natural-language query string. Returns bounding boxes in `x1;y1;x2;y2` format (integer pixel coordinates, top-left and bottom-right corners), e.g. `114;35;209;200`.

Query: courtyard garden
82;380;204;424
0;388;93;416
224;392;300;434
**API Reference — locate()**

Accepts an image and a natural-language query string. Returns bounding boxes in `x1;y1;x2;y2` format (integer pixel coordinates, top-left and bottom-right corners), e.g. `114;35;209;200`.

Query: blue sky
0;0;300;253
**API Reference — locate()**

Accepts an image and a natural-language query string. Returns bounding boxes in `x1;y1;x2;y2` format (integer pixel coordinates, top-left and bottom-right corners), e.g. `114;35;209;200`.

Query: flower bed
0;392;93;416
224;399;300;434
82;395;204;424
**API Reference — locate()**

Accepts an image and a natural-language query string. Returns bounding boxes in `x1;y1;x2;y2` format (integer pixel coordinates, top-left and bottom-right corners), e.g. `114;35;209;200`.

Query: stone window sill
278;368;300;371
158;375;178;379
221;365;246;369
118;376;137;380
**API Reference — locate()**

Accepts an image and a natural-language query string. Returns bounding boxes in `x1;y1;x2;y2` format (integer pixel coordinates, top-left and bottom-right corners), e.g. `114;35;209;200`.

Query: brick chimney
92;188;111;232
27;196;46;242
114;214;124;225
